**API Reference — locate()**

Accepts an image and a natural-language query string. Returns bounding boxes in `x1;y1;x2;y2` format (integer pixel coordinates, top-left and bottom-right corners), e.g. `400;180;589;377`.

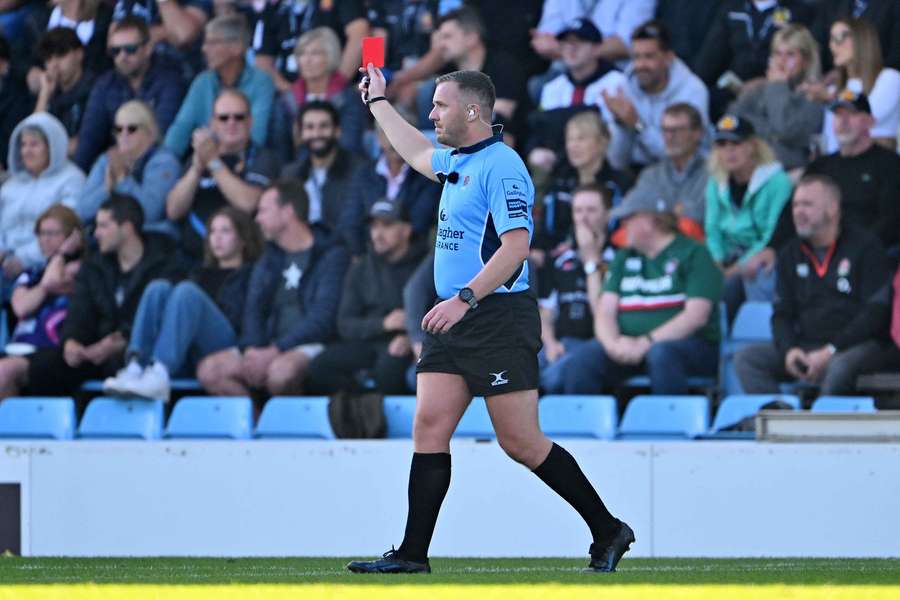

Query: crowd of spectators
0;0;899;410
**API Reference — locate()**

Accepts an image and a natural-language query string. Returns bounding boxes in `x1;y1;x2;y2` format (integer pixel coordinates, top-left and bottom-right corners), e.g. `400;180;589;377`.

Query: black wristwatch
458;287;478;310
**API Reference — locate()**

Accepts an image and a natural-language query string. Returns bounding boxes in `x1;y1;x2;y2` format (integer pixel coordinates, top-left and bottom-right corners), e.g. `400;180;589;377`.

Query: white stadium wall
1;440;899;558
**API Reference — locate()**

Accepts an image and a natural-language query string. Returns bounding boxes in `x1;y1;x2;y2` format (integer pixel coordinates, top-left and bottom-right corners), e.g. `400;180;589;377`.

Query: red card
361;37;385;68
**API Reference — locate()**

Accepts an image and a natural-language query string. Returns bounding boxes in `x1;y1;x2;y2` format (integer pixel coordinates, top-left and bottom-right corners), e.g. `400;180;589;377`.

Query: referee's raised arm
359;64;438;182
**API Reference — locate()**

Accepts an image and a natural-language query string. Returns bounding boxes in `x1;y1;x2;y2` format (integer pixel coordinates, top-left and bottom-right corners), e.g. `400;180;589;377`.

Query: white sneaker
121;361;171;402
102;358;144;395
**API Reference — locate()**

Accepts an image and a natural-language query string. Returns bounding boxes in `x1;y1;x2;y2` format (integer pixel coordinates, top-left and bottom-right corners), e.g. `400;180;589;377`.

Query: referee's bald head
435;70;495;119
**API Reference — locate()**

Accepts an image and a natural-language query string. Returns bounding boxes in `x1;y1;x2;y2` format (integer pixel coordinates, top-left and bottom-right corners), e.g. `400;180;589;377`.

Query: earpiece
468;109;475;120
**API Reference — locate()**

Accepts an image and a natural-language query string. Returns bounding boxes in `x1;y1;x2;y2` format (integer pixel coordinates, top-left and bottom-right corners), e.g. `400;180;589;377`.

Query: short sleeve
602;249;627;294
484;159;532;236
683;244;723;302
431;148;452;177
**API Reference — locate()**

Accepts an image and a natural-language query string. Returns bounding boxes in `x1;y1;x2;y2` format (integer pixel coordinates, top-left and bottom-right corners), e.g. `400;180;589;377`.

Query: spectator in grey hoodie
628;102;708;225
603;20;710;171
729;24;824;171
0;112;85;282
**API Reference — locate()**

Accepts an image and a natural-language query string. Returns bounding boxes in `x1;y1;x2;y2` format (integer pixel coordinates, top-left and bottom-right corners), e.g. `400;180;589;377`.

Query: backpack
328;391;387;439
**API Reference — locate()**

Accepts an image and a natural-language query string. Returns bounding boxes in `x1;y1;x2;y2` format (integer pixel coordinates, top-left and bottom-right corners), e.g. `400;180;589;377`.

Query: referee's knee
496;431;548;468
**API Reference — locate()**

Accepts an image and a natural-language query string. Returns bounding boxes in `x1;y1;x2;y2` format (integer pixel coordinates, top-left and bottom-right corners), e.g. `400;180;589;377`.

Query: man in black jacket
735;174;892;395
281;100;365;235
197;179;350;397
340;116;440;256
307;201;424;394
23;193;182;395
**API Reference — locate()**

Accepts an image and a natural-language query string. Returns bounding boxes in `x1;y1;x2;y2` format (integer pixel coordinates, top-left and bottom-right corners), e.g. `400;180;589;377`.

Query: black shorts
416;291;542;397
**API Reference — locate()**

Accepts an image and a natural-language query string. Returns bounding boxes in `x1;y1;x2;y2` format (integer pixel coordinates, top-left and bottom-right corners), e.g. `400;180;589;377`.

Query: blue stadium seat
0;307;8;349
0;397;76;440
78;397;165;440
811;396;876;413
165;396;253;439
454;397;494;438
618;395;709;440
80;378;203;394
721;301;774;395
709;394;801;435
384;395;417;438
539;395;617;439
255;396;335;439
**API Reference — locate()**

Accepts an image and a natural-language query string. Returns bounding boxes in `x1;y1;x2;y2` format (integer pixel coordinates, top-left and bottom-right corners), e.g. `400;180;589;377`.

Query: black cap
714;114;755;143
829;87;872;114
368;200;409;223
556;18;603;43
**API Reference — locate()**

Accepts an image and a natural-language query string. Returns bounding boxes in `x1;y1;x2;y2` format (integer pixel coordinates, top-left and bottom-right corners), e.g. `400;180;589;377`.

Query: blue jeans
560;336;719;395
539;337;593;394
129;280;237;374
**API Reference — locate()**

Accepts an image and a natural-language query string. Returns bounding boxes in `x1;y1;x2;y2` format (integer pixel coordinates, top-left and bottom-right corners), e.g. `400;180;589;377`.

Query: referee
346;65;634;574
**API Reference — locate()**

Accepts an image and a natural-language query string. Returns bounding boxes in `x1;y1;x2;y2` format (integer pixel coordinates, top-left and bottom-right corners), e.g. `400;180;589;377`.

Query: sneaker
108;361;171;402
584;520;635;573
346;547;431;574
102;358;144;395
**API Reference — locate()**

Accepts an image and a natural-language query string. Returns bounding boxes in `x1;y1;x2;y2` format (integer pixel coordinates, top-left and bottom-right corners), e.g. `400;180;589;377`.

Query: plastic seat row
0;393;877;441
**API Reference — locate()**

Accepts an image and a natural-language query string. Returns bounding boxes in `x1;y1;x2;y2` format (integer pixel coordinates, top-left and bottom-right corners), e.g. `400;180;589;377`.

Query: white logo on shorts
490;371;509;386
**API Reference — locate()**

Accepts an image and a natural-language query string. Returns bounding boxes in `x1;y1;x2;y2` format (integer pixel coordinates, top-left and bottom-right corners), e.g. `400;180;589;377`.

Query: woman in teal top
704;114;793;323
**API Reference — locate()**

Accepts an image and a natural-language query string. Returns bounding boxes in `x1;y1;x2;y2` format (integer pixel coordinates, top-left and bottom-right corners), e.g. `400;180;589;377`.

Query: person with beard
74;16;186;172
196;179;349;398
603;21;709;172
281;100;365;234
305;201;424;395
735;174;892;396
166;89;280;262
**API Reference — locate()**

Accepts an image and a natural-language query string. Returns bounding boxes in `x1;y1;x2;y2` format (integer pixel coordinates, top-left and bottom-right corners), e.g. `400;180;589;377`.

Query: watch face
459;288;473;301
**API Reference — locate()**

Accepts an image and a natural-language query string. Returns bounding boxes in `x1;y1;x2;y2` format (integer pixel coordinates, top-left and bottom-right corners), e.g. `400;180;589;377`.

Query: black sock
533;443;619;544
397;452;451;562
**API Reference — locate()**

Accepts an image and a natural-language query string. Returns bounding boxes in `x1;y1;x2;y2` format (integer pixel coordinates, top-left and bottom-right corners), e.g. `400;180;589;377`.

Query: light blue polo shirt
431;132;534;299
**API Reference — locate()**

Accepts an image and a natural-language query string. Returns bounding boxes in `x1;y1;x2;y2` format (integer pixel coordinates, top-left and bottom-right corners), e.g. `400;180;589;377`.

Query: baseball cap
610;187;672;221
829;87;872;114
368;200;409;223
556;18;603;43
713;114;755;143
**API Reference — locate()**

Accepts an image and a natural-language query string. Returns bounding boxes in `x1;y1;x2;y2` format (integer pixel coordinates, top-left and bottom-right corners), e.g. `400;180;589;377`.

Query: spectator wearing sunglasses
33;28;96;156
166;88;279;262
81;100;180;233
74;16;186;172
164;14;275;158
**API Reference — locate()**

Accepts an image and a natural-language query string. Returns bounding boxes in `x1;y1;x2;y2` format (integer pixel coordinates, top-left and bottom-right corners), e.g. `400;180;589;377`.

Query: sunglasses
109;43;142;57
215;113;248;123
830;30;851;44
114;124;141;135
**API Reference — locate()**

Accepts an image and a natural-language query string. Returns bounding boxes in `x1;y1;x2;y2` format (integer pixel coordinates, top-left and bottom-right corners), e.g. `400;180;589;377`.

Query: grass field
1;557;898;599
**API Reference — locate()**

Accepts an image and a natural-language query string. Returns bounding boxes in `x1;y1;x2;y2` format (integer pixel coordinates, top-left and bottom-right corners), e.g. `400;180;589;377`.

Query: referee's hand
358;64;387;104
422;297;469;335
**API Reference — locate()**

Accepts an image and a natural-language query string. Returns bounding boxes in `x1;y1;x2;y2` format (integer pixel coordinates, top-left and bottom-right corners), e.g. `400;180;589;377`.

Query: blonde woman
821;17;900;151
730;24;824;170
81;100;180;229
704;115;793;322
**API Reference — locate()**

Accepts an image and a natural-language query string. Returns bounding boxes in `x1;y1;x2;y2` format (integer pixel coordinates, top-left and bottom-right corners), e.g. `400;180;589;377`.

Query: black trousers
306;340;411;395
